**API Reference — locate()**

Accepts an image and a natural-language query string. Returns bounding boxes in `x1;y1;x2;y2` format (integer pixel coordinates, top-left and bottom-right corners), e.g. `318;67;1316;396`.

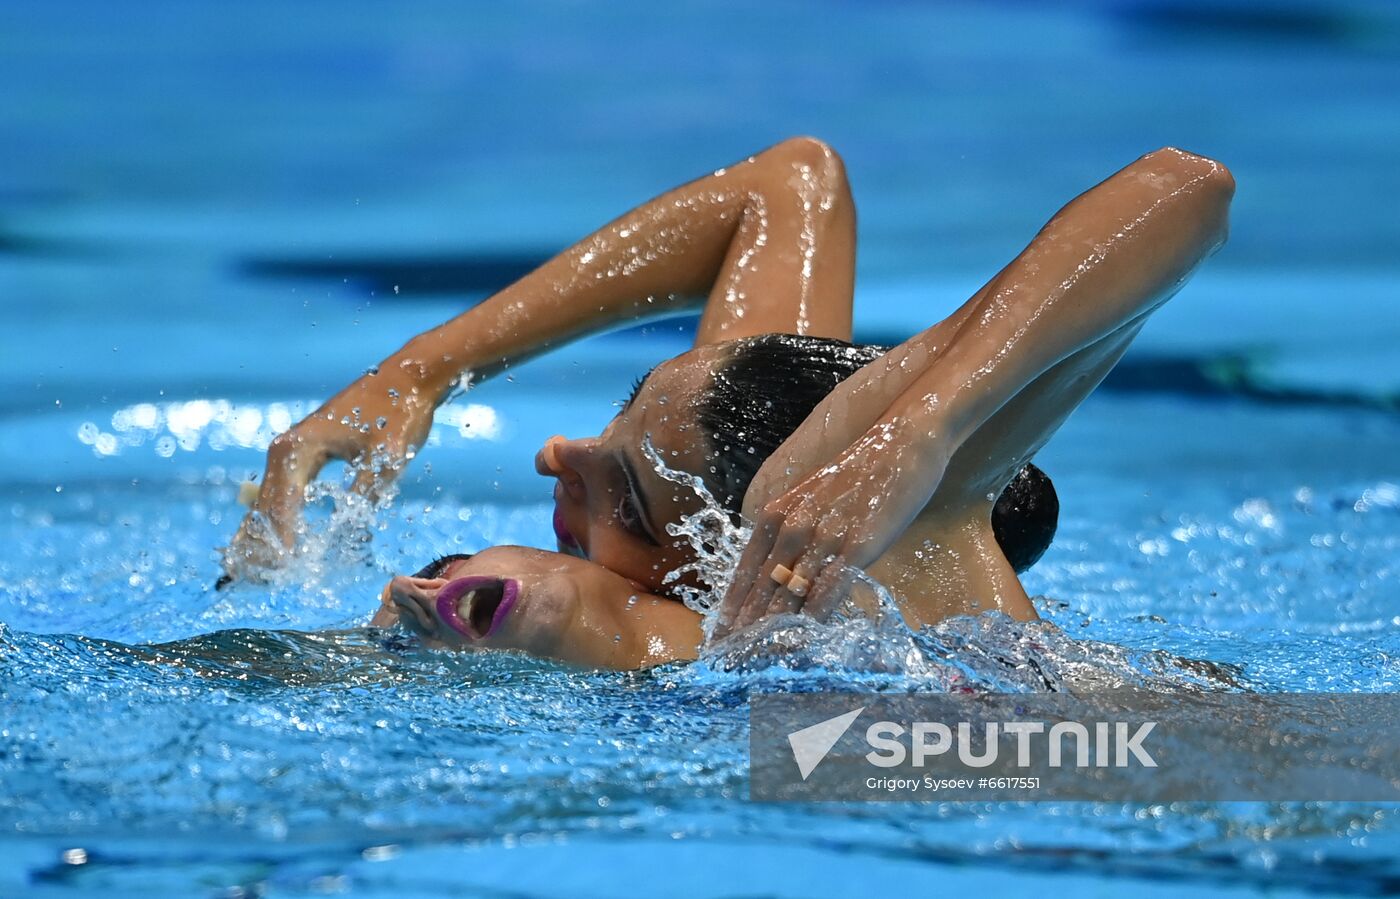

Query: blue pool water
3;1;1400;896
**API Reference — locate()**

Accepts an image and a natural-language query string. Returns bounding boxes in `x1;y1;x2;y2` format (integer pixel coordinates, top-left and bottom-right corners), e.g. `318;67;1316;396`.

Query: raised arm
716;148;1234;635
224;137;855;578
876;148;1232;451
395;134;854;384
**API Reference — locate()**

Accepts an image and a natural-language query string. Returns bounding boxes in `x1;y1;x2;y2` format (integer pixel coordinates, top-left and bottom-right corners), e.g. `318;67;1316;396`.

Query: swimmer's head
536;334;1057;592
693;334;886;510
534;344;724;591
694;334;1058;574
988;462;1058;573
381;546;696;668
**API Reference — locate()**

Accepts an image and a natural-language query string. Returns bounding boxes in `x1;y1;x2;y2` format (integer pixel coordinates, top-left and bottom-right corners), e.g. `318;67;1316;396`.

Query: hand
712;417;947;638
221;368;436;582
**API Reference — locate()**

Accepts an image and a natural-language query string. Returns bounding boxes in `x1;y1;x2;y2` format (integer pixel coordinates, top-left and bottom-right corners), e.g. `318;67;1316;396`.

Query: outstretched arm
225;137;855;578
716;148;1234;636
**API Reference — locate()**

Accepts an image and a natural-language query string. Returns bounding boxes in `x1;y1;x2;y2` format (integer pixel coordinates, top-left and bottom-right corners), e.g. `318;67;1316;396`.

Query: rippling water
3;392;1398;896
5;0;1400;893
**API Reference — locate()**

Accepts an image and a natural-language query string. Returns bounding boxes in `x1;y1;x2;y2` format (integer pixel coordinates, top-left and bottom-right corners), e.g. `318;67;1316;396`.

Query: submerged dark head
694;333;1058;573
989;463;1058;572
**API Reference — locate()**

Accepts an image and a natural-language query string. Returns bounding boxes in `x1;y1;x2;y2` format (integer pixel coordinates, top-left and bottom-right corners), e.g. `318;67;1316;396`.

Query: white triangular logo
787;707;865;780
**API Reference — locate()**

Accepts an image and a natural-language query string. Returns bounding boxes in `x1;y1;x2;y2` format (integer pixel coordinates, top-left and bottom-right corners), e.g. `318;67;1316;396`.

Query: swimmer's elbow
1149;147;1236;202
771;135;845;169
763;136;850;198
1141;147;1234;250
1209;159;1236;201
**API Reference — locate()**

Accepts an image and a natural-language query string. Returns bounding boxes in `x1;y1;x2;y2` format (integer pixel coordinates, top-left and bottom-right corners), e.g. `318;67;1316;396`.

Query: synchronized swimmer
223;137;1234;669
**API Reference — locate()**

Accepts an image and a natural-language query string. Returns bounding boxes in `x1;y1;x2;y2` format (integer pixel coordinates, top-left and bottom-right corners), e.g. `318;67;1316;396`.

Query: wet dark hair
693;333;1058;573
413;553;475;580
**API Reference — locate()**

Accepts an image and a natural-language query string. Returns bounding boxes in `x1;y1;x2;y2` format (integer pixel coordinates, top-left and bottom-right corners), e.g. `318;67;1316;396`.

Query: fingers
716;506;815;636
713;510;781;637
785;571;813;599
729;557;793;631
221;375;437;586
763;555;819;619
349;451;394;501
224;426;402;584
751;534;841;624
713;489;873;639
717;503;845;637
765;564;804;615
221;433;326;582
803;556;858;622
255;432;327;547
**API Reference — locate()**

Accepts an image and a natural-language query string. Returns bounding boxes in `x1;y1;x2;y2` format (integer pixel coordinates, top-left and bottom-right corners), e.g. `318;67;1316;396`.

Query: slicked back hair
692;333;1058;573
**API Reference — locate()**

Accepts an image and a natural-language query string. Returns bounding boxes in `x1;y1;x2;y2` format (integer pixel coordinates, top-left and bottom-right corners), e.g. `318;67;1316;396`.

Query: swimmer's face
376;546;699;668
535;347;722;593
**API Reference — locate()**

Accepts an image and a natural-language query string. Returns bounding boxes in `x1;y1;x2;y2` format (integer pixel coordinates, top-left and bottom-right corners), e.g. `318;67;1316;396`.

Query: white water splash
229;447;404;590
635;437;1241;689
640;436;906;652
640;437;750;634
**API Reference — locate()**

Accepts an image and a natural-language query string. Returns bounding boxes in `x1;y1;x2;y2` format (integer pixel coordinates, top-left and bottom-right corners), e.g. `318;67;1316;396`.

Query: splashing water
641;435;895;634
640;436;750;619
6;392;1400;895
228;446;405;591
639;435;1249;689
